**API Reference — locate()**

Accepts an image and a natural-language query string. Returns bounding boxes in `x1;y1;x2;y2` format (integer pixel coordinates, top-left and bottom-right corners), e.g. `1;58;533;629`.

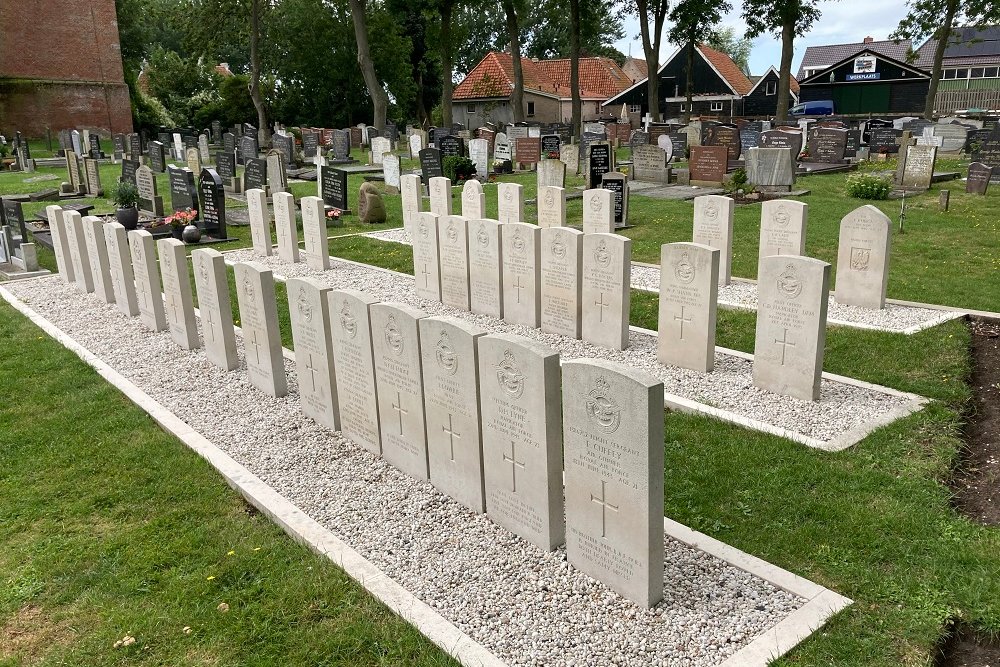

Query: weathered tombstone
328;289;381;455
2;199;27;244
128;229;168;332
272;133;295;165
158;238;201;350
273;191;300;263
835;205;891;309
438;215;471;310
199;168;227;239
382;153;401;193
540;226;583;338
494;133;512;162
420;316;488;512
583;187;614;235
71;129;83;156
83;158;103;197
370;302;430;480
103;222;139;317
87;133;103;160
469;138;489;179
112;133;126;160
45;206;75;283
745;147;796;193
168;166;199;214
192;248;239;370
689;146;729;186
223;132;236;155
967;162;993;195
502;222;541;328
302;130;320;159
536;186;566;228
559;143;579;174
216;151;239;192
149;141;166;173
739;122;762;155
246;188;273;256
358;182;387;224
582;234;631;350
460;179;486;220
419;148;444;187
497;182;524;224
562;359;664;607
601;172;629;229
658;242;719;372
933;123;968;152
807;127;848;163
429;176;453;217
62;152;84;195
320;165;348;212
120;159;139;185
266;150;289;193
400;173;422;234
198;133;210;162
76;216;111;304
245;157;271;194
706;124;741;162
240;134;259;165
300;196;330;270
287;277;340;430
172;133;184;160
135;165;164;217
234;262;288;397
692;195;734;286
467;217;503;318
370;136;392;165
408;132;424;160
63;211;94;294
758;199;807;277
412;212;442;301
631;144;670;184
587;142;613;188
128;133;142;162
899;144;937;190
185;146;202;174
753;256;830;401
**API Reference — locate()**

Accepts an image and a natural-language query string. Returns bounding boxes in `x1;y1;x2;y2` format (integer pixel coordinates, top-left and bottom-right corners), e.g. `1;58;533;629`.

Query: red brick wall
0;0;133;137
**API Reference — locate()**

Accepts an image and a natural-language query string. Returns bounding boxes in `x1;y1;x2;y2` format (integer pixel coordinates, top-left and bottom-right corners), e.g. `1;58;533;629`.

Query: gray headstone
692;195;734;286
539;226;583;339
438;215;471;310
288;277;340;430
745;147;795;191
429;176;453;217
192;248;239;371
758;199;807;278
502;222;541;328
234;262;289;397
537;159;566;189
82;216;114;304
657;242;719;372
401;174;423;235
103;222;139;317
63;211;94;294
835;205;892;309
301;196;331;270
468;218;503;318
159;238;201;350
273;191;300;263
536;186;566;228
631;144;670;184
413;212;442;301
582;189;613;235
329;289;382;455
246;188;273;256
899;144;937;190
461;180;485;220
45;206;75;283
497;182;524;225
581;233;631;350
128;230;168;332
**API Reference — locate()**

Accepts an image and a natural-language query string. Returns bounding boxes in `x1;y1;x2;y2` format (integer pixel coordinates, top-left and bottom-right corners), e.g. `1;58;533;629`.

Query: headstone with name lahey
128;229;167;332
536;185;566;228
562;358;664;608
502;222;541;328
246;188;273;256
461;179;486;219
692;194;734;286
328;289;382;455
192;248;239;371
467;217;503;318
835;205;891;309
753;256;830;402
103;222;139;317
158;238;201;350
497;182;524;224
234;261;289;397
539;226;583;339
272;191;300;263
581;233;631;350
412;212;442;301
658;242;719;372
758;199;807;277
300;196;331;270
287;277;340;430
438;215;471;310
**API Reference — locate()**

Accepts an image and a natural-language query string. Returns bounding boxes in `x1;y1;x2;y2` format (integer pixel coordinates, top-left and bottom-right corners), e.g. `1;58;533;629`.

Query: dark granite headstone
121;159;139;185
303;130;320;158
845;129;862;158
439;135;465;158
330;129;351;159
184;134;198;150
128;133;142;161
223;132;236;155
807;127;848;163
239;135;259;165
601;173;627;227
168;166;199;214
629;130;650;151
974;138;1000;166
382;122;399;142
198;168;227;238
966;129;992;155
321;166;348;210
87;134;101;160
211;121;222;143
869;128;902;154
243;158;268;191
759;129;803;158
739;123;761;153
540;134;561;158
967;162;993;194
587;143;612;188
112;134;126;158
419;148;443;186
1;199;28;242
272;133;294;165
667;131;688;158
149;141;166;173
349;126;362;148
215;152;237;181
864;119;894;144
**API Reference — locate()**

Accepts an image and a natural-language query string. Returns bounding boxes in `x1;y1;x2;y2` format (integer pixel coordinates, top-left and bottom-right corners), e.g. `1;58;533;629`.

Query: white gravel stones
223;248;916;446
10;276;805;667
360;228;959;335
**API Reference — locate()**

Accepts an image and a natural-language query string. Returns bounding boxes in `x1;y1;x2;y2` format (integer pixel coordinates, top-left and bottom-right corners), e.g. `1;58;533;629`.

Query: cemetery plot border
1;278;852;667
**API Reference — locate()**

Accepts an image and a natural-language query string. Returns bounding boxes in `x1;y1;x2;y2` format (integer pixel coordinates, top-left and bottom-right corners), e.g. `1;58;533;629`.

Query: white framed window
466;103;476;113
943;69;957;79
765;81;777;96
629;104;641;113
527;101;535;117
710;101;724;111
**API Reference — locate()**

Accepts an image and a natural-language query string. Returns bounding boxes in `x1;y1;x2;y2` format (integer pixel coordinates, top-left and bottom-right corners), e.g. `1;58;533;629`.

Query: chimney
863;36;873;43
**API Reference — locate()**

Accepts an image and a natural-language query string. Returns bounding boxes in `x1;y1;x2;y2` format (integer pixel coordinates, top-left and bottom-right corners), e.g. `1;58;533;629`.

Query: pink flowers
165;208;197;228
326;208;342;220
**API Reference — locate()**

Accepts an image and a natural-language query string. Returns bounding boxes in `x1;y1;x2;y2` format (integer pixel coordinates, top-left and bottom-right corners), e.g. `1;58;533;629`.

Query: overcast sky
614;0;917;75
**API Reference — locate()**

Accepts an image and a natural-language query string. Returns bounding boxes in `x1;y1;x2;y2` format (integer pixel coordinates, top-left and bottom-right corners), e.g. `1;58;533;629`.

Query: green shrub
443;156;476;182
132;88;176;132
846;173;893;200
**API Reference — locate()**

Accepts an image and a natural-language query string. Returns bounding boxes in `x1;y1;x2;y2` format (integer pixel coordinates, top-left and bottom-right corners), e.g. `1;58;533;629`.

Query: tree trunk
569;0;581;140
441;0;454;129
774;20;795;122
637;0;657;122
924;0;958;120
504;0;525;123
349;0;388;131
684;40;694;123
249;0;269;146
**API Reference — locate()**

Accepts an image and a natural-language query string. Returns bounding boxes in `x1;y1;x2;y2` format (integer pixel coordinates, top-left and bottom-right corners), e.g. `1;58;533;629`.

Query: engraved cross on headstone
391;391;408;435
513;275;525;304
167;294;181;325
774;328;796;365
595;292;610;322
420;263;431;287
203;310;217;343
442;413;462;461
590;479;619;539
247;327;263;364
674;305;692;340
304;353;322;394
503;440;526;493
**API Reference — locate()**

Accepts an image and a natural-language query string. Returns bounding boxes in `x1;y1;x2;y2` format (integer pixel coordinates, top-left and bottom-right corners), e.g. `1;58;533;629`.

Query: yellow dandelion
207;575;216;581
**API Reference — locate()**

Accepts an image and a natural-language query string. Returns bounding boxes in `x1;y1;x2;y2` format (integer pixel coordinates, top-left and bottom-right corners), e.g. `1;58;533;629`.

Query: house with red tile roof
451;51;632;127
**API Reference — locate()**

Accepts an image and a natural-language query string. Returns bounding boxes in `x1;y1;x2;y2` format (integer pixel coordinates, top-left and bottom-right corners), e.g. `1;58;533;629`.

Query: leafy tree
626;0;670;122
145;47;222;125
707;26;752;75
521;0;625;60
892;0;1000;119
668;0;731;121
742;0;822;121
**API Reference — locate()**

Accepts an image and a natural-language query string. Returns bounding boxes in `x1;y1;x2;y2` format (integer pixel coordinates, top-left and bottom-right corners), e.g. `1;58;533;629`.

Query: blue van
789;100;835;116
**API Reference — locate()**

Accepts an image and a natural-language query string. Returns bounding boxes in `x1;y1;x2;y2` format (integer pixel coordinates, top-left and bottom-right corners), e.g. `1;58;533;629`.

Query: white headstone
581;233;631;350
539;226;583;339
273;191;300;263
234;261;289;397
501;222;541;328
536;185;566;228
370;136;391;164
192;248;239;371
692;195;734;286
421;316;488;513
562;358;664;607
329;289;382;455
537;159;566;189
383;153;401;192
103;222;139;317
467;218;503;318
409;133;423;159
62;211;94;294
172;133;184;160
45;206;75;283
82;216;114;304
429;176;453;217
300;196;331;270
370;302;430;480
469;138;489;178
412;212;442;301
288;277;340;430
438;216;471;310
246;188;274;256
758;199;807;278
158;238;201;350
128;230;167;332
753;256;830;401
657;242;719;372
497;182;524;224
461;180;486;219
835;205;892;309
400;173;423;236
582;189;614;234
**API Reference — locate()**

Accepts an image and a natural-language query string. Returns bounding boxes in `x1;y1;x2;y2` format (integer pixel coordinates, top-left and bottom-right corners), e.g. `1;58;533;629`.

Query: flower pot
171;226;185;240
182;224;202;244
115;207;139;230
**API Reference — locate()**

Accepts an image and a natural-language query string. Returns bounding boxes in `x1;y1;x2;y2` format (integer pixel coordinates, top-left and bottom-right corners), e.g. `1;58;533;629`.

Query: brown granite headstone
967;162;993;195
689;146;729;186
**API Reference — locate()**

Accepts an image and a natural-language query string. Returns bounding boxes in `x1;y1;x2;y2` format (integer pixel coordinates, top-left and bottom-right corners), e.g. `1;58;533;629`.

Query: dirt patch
0;604;76;665
938;624;1000;667
953;319;1000;526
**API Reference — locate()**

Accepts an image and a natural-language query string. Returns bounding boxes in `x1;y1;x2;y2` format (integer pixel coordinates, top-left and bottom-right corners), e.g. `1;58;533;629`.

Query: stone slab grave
192;248;239;371
371;302;430;480
540;226;583;339
128;230;167;332
631;144;670;184
287;277;340;431
246;188;274;256
497;183;524;225
103;222;139;317
273;191;300;264
234;261;288;398
758;199;807;277
159;238;201;351
835;205;891;309
559;144;579;175
320;165;349;214
658;242;720;373
45;206;74;284
478;333;565;550
692;195;734;286
537;159;566;189
301;196;331;270
689;145;729;186
501;222;541;329
438;215;471;310
898;144;937;191
754;256;830;402
136;165;165;217
329;289;382;456
62;211;94;294
746;147;796;193
469;138;489;179
536;186;566;228
581;233;631;350
967;162;993;195
429;176;453;218
582;188;613;234
563;358;664;608
267;149;289;194
81;216;114;304
420;316;488;513
383;153;401;194
468;218;503;318
412;212;442;301
461;180;485;220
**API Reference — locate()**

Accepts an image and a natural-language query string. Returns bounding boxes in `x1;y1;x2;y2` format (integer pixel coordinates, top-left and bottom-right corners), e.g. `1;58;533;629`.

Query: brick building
0;0;133;137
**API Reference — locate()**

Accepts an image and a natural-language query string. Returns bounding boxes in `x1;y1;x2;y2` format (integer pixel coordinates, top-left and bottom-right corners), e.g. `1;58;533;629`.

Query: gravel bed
10;277;805;667
362;228;961;334
225;248;915;445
